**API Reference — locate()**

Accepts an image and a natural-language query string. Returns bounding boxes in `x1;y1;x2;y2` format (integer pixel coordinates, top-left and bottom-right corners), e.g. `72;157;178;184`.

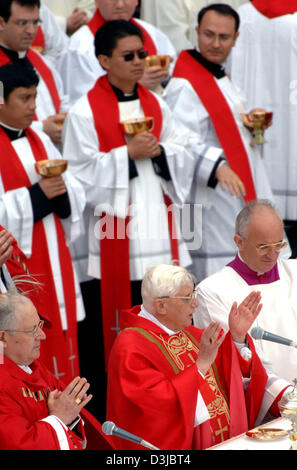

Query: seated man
194;200;294;415
0;287;92;450
59;0;177;105
106;263;289;450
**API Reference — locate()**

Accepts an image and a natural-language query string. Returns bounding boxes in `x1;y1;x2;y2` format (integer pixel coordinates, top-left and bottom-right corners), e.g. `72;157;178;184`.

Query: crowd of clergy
1;0;297;451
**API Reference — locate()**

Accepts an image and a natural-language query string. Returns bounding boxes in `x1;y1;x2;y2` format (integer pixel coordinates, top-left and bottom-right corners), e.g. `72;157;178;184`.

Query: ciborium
279;379;297;448
35;159;68;177
145;54;171;70
240;108;273;146
120;116;154;135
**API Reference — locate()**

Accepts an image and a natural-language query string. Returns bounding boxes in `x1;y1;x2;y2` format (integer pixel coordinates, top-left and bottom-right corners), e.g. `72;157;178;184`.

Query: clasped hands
196;291;262;375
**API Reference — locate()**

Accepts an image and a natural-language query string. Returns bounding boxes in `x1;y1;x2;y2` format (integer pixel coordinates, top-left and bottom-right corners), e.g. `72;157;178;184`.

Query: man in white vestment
0;61;86;386
140;0;248;52
62;19;217;421
194;200;296;421
0;0;69;146
163;3;275;282
59;0;177;106
230;0;297;258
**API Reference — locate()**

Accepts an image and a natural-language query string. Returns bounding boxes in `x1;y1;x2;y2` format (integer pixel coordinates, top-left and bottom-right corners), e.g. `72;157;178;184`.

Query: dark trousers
77;279;142;423
284;219;297;259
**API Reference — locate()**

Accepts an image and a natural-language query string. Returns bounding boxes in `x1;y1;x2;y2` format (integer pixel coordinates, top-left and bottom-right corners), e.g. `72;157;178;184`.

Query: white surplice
0;129;86;325
62;88;209;282
58;17;177;106
163;73;274;281
194;258;297;423
230;4;297;220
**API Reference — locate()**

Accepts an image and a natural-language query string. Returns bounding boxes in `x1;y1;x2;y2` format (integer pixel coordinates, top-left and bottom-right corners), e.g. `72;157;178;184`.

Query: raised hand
196;321;225;375
228;291;262;343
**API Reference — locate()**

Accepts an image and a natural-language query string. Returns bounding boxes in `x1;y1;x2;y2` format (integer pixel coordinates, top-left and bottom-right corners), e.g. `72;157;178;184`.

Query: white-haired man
195;200;295;420
0;288;92;450
106;263;287;450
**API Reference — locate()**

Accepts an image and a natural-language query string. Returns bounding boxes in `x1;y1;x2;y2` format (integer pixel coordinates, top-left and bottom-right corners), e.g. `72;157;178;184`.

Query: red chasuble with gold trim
0;48;61;114
87;76;179;366
172;50;257;203
0;357;85;450
87;9;157;55
251;0;297;18
106;306;267;450
0;127;79;384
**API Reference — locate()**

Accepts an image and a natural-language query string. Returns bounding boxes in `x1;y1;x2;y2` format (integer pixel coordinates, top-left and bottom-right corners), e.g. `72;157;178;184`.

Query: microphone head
102;421;115;435
251;326;263;340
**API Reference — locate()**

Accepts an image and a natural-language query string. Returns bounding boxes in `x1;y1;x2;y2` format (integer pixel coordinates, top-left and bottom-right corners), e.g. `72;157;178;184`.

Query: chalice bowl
120;116;154;135
145;54;171;70
35;159;68;177
240;108;273;146
279;379;297;449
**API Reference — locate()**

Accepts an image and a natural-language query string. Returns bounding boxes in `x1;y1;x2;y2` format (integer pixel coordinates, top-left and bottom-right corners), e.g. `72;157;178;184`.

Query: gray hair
141;264;196;313
235;199;282;239
0;278;39;332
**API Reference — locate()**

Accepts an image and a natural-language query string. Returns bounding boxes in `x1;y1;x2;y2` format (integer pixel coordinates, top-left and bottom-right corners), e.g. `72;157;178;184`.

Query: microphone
102;421;159;450
251;326;297;348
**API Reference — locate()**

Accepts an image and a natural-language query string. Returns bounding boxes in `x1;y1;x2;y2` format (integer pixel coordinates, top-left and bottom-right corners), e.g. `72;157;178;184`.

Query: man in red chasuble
106;263;288;450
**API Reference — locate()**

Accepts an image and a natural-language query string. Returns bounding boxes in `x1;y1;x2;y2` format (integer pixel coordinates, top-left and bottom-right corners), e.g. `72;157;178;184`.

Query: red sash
251;0;297;18
0;127;79;384
87;9;157;54
172;50;256;203
87;75;178;364
31;26;45;54
0;48;60;114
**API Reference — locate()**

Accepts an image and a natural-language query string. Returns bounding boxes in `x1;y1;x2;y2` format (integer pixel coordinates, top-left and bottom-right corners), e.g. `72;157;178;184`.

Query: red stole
0;48;61;114
31;26;45;54
251;0;297;18
172;50;257;203
0;127;79;384
87;75;178;365
87;9;157;54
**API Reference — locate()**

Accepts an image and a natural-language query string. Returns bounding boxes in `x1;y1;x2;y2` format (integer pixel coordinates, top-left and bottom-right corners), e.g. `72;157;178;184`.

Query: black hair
198;3;240;32
94;19;143;57
0;62;39;100
0;0;40;22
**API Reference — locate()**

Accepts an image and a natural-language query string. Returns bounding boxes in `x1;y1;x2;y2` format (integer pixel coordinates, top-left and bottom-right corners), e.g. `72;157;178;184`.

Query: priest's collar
0;43;27;61
227;253;280;285
109;81;139;102
138;305;179;336
189;49;226;79
0;122;25;140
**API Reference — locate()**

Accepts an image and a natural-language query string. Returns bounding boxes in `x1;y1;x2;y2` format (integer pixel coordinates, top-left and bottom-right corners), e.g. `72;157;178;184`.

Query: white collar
18;364;33;374
138;305;179;336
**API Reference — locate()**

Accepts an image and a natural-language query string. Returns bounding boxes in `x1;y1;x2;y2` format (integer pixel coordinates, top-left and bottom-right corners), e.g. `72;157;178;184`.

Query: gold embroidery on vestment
150;330;199;370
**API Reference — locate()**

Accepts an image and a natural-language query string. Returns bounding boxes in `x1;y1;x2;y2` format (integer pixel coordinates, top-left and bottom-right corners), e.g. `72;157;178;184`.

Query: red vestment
0;357;85;450
106;306;268;450
251;0;297;18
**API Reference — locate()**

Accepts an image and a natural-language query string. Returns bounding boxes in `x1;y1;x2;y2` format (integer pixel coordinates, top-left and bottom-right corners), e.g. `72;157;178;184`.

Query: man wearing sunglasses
63;19;208;420
59;0;176;105
195;200;295;422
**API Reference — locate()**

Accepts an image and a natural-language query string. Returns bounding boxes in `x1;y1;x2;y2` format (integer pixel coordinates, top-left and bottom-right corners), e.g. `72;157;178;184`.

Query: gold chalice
145;55;171;70
54;113;67;127
120;116;154;135
35;159;68;177
240;108;273;146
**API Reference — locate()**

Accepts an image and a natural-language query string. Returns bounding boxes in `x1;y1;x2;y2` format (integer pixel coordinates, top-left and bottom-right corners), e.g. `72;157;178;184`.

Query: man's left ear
98;54;109;72
153;298;167;316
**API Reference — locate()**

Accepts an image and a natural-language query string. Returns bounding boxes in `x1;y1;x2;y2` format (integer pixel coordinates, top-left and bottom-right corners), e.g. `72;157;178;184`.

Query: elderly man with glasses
0;287;93;450
106;263;290;450
194;199;295;422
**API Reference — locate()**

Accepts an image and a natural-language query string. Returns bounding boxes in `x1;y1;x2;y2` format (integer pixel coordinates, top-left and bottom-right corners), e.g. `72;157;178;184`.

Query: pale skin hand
127;132;162;160
0;230;13;266
216;162;246;198
196;291;262;375
66;8;88;35
38;176;67;199
139;66;169;90
47;376;93;426
42;115;64;144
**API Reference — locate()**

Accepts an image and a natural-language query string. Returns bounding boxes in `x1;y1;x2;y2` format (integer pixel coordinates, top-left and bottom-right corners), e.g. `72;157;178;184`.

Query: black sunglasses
122;50;148;62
